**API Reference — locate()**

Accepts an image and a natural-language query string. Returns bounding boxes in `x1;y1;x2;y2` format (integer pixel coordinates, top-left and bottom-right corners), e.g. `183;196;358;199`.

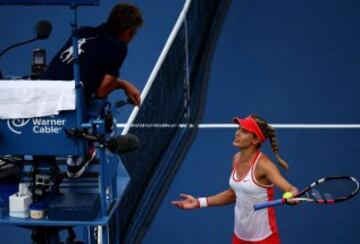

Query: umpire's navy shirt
41;23;127;103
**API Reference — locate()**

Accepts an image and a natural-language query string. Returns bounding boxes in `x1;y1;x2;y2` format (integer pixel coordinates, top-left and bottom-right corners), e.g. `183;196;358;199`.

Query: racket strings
309;178;358;201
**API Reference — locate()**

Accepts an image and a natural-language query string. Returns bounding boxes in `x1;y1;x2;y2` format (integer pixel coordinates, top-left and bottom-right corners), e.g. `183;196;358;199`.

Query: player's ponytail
251;115;289;170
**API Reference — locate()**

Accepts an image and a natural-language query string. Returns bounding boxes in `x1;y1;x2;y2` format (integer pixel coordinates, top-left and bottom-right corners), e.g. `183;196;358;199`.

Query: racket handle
254;198;285;211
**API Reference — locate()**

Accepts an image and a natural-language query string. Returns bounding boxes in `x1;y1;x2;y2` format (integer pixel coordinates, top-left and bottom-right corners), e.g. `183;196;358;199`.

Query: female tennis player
172;115;299;244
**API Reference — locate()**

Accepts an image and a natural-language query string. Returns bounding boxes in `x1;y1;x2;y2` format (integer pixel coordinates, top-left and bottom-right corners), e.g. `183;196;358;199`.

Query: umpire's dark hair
106;3;143;36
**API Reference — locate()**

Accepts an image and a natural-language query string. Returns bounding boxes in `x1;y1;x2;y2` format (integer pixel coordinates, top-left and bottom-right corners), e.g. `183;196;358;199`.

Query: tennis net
117;0;230;242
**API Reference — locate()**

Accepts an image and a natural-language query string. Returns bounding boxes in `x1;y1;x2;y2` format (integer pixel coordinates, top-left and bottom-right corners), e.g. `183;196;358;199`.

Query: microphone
106;134;140;154
0;20;52;59
35;20;52;40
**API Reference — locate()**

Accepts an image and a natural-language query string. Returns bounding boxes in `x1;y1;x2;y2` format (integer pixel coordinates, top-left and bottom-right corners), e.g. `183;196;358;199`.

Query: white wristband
198;197;208;208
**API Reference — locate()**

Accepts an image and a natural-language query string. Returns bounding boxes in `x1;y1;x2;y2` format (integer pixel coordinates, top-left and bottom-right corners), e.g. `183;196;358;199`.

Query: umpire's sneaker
67;147;96;178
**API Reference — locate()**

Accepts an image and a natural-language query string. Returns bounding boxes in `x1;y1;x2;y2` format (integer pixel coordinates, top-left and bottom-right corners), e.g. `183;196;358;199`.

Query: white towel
0;80;76;119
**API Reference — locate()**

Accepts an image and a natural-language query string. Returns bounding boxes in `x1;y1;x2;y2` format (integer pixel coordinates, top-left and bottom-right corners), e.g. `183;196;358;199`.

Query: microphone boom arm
0;37;37;59
0;20;52;59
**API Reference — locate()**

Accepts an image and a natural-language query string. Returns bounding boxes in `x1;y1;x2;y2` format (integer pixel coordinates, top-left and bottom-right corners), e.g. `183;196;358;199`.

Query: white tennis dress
229;152;278;242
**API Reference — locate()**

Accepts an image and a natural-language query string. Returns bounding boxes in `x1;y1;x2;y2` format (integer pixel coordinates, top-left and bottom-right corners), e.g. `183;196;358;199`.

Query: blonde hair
251;114;289;170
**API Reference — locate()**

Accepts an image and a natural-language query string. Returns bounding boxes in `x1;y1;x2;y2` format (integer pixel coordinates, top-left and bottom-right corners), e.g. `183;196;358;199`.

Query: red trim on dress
232;151;260;182
266;188;278;235
232;168;241;182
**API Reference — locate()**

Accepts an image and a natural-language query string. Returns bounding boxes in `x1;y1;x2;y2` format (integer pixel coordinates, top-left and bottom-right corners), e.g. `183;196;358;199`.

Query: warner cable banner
0;0;99;5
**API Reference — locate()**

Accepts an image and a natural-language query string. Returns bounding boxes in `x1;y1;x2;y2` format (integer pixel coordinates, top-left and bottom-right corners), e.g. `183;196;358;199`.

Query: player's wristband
197;197;208;208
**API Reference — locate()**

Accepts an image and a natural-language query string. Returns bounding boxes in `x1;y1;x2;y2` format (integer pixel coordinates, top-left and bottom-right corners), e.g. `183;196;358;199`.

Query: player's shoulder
257;153;277;170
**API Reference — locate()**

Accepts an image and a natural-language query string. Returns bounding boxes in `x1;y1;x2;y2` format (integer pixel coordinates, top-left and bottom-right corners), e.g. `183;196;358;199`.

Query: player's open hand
171;193;199;210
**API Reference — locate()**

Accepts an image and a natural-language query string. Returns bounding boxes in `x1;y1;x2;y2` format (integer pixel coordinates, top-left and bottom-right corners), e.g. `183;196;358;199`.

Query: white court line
117;123;360;129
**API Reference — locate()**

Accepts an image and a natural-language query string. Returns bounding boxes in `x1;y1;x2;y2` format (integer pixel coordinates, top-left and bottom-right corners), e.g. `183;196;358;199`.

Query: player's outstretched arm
172;189;235;210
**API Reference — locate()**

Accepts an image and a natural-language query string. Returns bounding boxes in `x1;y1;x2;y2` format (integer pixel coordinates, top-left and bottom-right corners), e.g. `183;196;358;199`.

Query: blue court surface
0;0;360;243
143;1;360;243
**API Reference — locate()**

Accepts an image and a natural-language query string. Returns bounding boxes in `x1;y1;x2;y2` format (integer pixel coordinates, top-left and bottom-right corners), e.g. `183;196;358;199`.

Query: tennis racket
254;176;359;211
